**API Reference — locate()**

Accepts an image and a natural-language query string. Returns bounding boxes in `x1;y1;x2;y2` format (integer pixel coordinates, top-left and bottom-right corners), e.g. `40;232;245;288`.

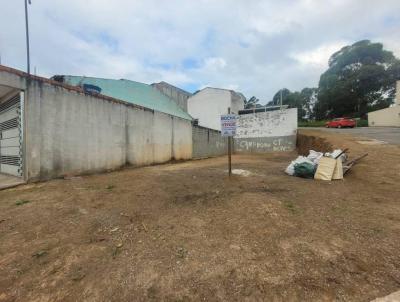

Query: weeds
106;185;115;191
283;200;297;213
15;199;30;206
177;246;188;258
32;250;48;258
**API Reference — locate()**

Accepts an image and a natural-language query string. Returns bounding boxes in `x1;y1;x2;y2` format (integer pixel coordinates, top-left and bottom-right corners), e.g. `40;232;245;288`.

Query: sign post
221;108;237;177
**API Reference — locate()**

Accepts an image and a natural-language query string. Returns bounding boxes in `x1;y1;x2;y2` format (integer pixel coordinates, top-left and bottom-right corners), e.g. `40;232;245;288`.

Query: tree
299;88;318;119
268;88;317;120
270;88;291;106
316;40;400;119
244;96;261;109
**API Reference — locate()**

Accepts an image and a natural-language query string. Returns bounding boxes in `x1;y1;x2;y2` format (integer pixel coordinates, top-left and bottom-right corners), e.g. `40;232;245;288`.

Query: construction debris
293;162;315;179
343;153;368;175
332;159;343;180
286;149;367;181
314;157;337;180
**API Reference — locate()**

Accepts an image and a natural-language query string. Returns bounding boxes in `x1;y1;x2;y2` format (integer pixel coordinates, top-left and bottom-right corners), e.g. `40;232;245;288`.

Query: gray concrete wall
172;117;193;160
151;82;191;112
192;125;227;158
20;78;192;181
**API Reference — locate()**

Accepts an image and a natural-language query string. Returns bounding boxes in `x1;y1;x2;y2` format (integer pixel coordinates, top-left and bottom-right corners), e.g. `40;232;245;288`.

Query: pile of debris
285;149;367;181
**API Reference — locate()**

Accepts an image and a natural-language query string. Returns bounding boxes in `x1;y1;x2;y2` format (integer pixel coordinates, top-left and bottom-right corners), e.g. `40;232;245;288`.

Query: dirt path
1;130;400;301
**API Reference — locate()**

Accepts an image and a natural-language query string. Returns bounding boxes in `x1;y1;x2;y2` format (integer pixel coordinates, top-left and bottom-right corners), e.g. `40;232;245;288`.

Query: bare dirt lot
1;130;400;302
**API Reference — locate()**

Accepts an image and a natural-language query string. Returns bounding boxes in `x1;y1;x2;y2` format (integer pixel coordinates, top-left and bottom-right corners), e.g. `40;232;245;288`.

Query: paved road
300;127;400;145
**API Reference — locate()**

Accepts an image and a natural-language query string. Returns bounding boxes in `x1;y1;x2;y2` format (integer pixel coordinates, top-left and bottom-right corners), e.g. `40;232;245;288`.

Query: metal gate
0;93;23;177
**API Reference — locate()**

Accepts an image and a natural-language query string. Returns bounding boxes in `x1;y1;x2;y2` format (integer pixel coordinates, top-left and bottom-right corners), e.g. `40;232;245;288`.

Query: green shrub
298;120;328;127
298;119;368;127
356;119;368;127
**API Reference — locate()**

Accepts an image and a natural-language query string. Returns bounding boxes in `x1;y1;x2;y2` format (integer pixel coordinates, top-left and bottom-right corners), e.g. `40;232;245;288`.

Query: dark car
326;117;356;128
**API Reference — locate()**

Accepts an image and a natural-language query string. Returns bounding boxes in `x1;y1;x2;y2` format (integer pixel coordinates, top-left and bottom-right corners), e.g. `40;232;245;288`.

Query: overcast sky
1;0;399;103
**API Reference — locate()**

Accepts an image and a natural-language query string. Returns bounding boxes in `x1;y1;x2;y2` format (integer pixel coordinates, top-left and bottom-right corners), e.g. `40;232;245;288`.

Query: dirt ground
1;130;400;302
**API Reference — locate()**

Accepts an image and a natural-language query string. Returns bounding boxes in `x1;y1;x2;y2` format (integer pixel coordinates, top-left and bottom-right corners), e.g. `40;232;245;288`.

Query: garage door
0;93;23;177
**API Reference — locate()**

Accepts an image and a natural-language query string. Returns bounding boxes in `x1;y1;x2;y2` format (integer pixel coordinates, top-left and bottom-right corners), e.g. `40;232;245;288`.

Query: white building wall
368;106;400;127
188;88;231;131
187;88;244;131
236;108;298;138
234;108;298;153
230;92;245;115
367;80;400;127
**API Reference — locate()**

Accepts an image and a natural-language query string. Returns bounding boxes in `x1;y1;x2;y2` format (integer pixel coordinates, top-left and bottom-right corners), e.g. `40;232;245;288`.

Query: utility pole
280;89;282;109
227;107;232;177
24;0;31;75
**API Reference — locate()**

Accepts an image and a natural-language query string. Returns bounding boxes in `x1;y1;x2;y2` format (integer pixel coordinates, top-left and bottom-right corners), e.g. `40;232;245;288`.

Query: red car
326;117;356;128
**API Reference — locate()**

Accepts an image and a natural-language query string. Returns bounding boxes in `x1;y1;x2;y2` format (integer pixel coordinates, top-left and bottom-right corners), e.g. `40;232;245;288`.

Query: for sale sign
221;114;237;137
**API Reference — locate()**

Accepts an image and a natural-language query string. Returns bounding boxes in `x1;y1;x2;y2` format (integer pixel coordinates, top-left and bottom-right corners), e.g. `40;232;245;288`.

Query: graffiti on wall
235;136;296;152
235;108;297;139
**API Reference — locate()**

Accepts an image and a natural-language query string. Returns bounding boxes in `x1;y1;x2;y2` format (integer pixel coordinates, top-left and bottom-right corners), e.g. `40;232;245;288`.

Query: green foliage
356;119;368;127
298;119;368;127
283;200;297;213
106;184;115;190
316;40;400;119
15;199;30;206
298;120;328;127
268;87;318;120
244;96;261;109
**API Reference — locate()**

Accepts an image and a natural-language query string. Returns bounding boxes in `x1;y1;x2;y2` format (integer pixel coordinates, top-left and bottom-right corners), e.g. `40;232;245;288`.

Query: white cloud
0;0;399;103
203;57;227;70
291;42;349;69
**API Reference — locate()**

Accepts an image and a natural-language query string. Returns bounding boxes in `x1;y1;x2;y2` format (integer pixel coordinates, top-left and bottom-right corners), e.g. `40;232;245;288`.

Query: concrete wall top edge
0;65;190;122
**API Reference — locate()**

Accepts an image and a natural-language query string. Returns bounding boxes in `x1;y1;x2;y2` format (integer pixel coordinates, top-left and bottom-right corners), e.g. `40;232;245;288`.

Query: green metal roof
60;76;192;120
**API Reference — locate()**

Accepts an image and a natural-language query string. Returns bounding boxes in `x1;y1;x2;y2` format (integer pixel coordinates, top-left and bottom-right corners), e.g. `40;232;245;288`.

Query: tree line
245;40;400;120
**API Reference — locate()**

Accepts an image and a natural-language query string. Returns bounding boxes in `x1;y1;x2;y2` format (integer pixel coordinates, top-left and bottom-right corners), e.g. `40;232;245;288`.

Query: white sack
307;150;324;164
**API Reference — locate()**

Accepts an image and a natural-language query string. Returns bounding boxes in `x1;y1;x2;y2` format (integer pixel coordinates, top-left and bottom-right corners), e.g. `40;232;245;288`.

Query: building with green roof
52;75;192;121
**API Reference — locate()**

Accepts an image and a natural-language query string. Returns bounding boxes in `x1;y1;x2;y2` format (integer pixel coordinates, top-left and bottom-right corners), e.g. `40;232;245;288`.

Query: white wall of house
187;88;244;131
368;106;400;127
367;81;400;127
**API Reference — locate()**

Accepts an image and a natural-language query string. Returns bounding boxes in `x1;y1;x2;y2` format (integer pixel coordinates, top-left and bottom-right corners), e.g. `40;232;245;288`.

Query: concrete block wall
24;80;192;181
0;67;299;183
192;125;227;158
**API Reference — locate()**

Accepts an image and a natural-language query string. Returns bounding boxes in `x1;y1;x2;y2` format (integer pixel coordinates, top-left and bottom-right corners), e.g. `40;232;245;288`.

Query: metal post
228;107;232;177
24;0;31;75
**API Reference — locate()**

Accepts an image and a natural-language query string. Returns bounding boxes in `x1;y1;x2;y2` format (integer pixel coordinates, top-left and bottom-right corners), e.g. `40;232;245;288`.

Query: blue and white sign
221;114;237;137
